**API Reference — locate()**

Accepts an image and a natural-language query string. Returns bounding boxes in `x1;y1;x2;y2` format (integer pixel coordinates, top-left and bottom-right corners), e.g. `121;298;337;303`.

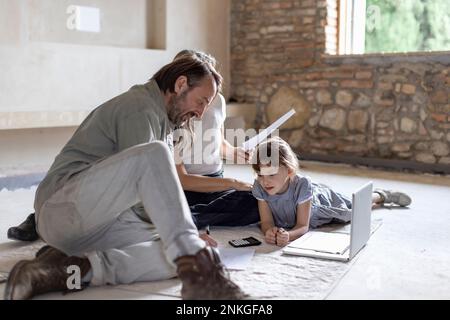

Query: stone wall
230;0;450;172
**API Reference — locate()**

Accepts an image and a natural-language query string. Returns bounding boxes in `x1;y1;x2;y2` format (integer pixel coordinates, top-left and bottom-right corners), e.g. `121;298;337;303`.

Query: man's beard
167;90;194;133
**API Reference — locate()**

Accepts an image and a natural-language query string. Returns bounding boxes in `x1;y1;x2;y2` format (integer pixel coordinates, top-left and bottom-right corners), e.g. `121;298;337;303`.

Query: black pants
185;170;260;229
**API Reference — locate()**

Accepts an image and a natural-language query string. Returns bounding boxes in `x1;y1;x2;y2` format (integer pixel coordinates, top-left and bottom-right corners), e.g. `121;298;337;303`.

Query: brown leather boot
35;245;52;258
4;246;91;300
175;246;249;300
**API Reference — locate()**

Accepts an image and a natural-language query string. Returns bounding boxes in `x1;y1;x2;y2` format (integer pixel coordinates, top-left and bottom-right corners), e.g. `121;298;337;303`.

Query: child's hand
276;228;289;247
199;233;218;247
265;227;278;244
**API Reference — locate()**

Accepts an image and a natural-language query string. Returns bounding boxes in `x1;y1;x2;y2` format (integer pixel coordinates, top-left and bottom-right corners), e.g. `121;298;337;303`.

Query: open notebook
287;231;350;255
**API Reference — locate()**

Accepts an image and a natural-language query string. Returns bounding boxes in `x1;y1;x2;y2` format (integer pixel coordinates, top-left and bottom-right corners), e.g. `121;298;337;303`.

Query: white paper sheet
287;232;350;255
242;108;296;151
217;247;255;270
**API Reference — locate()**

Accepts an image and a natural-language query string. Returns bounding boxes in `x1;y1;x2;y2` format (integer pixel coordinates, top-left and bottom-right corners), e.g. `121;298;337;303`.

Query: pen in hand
199;225;217;247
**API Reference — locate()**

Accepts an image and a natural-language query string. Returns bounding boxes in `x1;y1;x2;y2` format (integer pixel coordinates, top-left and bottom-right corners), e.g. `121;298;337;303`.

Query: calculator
229;236;262;248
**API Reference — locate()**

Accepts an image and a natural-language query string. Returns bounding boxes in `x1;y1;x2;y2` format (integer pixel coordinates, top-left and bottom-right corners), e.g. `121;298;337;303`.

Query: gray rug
0;220;382;299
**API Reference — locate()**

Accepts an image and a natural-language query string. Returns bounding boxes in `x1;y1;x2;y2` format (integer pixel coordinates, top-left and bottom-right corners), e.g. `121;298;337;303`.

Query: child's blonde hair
252;136;299;173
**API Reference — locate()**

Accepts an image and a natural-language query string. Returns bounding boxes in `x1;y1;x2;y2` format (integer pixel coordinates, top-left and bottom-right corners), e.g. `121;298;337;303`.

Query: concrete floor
226;162;450;300
1;161;450;299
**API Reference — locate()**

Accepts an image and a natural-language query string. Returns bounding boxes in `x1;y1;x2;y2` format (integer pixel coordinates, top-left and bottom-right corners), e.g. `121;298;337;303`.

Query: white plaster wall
0;0;230;173
0;127;77;175
28;0;150;49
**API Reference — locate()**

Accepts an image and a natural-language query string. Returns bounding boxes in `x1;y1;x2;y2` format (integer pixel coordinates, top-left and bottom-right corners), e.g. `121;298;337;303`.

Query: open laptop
282;182;373;262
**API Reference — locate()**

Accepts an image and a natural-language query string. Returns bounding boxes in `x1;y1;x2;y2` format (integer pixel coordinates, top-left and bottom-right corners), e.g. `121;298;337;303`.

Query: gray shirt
35;80;174;212
252;174;354;229
252;174;313;229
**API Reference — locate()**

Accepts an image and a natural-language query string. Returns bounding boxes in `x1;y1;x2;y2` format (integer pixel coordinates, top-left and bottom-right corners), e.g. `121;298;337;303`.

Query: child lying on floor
251;137;411;247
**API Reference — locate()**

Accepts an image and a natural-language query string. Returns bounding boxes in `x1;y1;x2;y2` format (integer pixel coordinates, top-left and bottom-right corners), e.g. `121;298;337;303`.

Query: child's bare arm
257;200;275;233
287;200;312;242
257;200;278;244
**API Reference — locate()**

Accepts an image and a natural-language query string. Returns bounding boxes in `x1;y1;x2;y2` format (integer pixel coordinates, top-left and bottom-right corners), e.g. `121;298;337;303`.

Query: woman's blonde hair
252;136;299;173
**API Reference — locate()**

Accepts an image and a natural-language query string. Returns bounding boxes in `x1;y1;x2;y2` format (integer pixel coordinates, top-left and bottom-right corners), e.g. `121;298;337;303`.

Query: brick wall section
230;0;450;167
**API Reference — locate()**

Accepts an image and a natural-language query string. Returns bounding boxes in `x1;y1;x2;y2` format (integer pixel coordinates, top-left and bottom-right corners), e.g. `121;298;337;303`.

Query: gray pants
36;142;205;286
